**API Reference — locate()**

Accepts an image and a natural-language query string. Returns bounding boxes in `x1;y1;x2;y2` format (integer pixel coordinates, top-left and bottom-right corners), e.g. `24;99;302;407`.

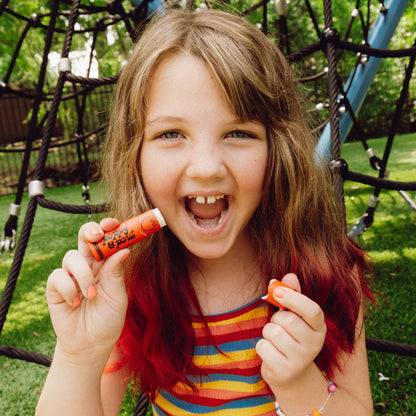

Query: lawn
0;133;415;415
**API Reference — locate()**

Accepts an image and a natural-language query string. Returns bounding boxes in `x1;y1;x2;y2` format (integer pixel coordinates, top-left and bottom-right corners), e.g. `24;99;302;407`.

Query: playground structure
0;0;416;414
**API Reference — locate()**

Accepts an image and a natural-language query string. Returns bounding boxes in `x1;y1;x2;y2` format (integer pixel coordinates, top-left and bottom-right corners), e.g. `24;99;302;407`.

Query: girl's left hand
256;273;327;391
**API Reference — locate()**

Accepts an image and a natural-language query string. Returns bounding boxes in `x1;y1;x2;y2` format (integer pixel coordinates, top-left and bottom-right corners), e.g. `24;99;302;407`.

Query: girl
36;8;374;416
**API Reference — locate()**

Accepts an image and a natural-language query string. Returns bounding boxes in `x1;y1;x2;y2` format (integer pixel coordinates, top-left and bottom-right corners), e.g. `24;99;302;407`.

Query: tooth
216;195;224;200
196;196;206;204
218;209;227;224
206;196;216;204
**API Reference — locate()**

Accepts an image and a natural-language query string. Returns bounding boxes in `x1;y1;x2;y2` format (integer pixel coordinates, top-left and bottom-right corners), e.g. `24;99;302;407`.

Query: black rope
33;3;80;181
349;38;416;236
0;0;81;348
1;0;60;265
0;345;52;367
1;19;32;91
345;171;416;191
1;4;416;410
366;338;416;357
337;39;416;58
0;0;10;19
134;392;150;416
304;0;321;39
0;125;108;153
65;73;119;87
378;39;416;182
287;40;416;65
0;196;38;335
9;0;60;214
323;0;347;229
37;196;107;215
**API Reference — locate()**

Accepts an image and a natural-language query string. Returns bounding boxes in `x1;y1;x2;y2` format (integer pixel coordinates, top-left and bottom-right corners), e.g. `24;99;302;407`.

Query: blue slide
315;0;410;163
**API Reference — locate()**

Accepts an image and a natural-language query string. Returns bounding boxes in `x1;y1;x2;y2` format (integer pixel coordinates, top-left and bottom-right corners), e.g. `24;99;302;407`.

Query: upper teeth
189;195;225;204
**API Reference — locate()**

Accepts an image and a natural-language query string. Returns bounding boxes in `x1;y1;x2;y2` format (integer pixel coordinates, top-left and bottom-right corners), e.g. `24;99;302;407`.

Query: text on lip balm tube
88;208;166;262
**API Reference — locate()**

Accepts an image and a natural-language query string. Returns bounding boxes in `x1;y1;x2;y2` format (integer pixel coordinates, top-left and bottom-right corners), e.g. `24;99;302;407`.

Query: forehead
145;53;236;122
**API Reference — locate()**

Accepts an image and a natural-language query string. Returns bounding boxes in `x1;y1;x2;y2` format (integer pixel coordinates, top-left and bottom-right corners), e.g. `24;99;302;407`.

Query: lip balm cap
152;208;166;228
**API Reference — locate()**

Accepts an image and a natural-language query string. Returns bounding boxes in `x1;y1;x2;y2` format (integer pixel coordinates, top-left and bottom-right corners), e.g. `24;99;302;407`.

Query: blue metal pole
315;0;409;163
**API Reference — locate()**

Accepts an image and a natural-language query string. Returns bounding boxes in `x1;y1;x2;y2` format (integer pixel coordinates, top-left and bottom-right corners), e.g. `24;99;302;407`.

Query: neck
187;238;266;315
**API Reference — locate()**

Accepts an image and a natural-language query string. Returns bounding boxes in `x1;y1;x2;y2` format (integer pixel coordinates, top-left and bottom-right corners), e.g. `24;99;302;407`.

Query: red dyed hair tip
261;279;299;310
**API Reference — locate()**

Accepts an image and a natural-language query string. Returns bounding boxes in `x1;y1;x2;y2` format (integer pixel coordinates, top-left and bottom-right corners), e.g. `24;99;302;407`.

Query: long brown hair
102;9;372;396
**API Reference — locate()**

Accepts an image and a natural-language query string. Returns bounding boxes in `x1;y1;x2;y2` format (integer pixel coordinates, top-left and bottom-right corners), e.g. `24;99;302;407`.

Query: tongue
195;217;221;228
187;198;226;219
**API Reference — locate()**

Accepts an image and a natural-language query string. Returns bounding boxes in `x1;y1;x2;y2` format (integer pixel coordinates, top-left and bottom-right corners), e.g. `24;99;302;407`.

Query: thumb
99;249;130;301
281;272;301;292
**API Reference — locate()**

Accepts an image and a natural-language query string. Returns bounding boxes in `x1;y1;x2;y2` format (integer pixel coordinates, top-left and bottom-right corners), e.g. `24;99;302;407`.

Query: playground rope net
0;0;416;414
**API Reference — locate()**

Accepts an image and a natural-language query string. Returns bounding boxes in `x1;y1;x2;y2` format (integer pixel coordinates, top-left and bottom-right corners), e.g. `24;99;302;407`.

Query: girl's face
140;53;268;261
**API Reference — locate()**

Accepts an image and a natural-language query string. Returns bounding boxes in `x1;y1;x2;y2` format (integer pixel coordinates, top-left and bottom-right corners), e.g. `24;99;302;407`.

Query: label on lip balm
88;208;166;262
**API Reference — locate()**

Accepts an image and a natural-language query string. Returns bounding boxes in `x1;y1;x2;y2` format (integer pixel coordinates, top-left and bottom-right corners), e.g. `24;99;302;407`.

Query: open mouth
185;195;229;229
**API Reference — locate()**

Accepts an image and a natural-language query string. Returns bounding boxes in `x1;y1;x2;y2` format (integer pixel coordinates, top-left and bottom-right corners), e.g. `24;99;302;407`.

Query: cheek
140;153;177;206
242;153;268;194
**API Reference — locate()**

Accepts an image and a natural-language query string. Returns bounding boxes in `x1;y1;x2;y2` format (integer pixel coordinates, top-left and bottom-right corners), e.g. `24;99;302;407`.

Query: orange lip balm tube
88;208;166;262
262;279;299;310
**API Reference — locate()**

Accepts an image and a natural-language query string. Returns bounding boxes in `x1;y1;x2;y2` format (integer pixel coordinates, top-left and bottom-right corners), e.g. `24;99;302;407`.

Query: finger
78;219;121;259
62;249;96;299
262;321;301;358
281;273;301;292
47;268;83;307
270;310;323;349
78;221;104;258
99;217;120;232
100;248;129;288
97;249;130;309
256;337;285;362
272;286;325;332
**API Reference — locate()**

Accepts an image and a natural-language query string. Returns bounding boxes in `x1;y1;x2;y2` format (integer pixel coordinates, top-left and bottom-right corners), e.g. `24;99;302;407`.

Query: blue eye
158;131;180;139
229;130;254;139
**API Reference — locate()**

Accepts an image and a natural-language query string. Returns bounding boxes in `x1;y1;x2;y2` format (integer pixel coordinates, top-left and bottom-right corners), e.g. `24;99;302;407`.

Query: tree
1;0;415;137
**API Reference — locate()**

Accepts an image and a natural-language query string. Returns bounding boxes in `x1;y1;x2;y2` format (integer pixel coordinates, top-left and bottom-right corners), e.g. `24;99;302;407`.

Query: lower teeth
188;210;226;228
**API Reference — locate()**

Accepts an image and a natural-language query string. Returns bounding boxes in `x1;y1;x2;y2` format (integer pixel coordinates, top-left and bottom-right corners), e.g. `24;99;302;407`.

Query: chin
185;242;233;261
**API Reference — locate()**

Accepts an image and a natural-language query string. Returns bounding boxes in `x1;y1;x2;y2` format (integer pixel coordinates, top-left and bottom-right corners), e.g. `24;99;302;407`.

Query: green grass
342;133;416;415
0;133;415;415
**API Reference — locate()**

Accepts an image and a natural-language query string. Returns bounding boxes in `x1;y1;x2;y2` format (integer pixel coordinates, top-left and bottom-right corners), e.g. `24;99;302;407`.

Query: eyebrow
145;115;186;126
146;115;256;126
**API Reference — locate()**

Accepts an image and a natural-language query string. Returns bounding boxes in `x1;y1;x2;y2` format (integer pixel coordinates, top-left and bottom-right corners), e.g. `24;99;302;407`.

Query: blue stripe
194;337;261;356
152;403;169;416
187;372;263;385
158;390;273;413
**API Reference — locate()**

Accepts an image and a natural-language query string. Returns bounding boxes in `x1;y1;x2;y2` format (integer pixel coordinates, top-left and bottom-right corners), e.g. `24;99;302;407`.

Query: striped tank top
152;298;276;415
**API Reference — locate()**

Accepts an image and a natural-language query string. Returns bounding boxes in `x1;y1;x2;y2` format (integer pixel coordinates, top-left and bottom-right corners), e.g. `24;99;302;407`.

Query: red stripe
195;328;264;347
166;386;272;406
197;358;263;373
192;298;266;323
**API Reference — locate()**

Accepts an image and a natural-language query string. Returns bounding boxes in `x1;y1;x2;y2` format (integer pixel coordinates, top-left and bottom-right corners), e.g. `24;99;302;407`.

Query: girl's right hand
46;218;130;361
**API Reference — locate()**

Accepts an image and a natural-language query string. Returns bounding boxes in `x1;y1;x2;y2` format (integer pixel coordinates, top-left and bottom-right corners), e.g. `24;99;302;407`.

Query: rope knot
321;27;339;43
329;158;348;179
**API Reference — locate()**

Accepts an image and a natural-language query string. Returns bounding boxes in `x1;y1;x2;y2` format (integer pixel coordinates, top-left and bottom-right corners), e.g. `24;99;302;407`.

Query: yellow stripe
153;394;275;416
194;378;267;394
194;348;259;367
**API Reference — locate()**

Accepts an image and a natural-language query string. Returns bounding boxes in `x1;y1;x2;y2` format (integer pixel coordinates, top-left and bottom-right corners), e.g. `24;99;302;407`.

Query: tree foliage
0;0;415;138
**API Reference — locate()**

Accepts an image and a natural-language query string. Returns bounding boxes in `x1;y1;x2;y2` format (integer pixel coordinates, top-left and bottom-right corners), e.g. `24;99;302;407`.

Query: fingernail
72;296;81;306
120;252;130;263
90;229;102;237
87;286;97;298
273;287;286;299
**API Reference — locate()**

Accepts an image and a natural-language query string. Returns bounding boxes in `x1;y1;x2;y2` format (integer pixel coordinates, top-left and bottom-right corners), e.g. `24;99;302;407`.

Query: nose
185;139;227;180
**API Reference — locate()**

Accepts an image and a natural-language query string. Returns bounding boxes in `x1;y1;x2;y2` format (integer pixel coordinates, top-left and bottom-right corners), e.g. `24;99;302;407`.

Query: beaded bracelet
275;381;337;416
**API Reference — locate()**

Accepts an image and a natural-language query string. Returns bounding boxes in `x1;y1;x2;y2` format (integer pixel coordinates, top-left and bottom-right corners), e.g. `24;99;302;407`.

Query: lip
184;191;228;199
